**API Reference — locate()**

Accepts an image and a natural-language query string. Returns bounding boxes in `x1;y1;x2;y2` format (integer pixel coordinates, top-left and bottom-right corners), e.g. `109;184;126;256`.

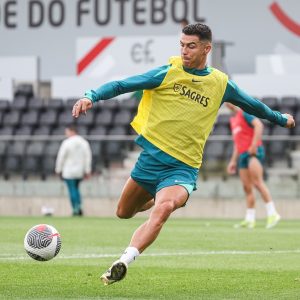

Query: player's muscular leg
116;177;153;219
129;185;188;253
248;157;272;203
239;169;255;207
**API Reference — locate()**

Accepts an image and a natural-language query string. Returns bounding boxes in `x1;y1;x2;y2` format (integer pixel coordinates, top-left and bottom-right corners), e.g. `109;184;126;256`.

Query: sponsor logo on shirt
173;83;209;107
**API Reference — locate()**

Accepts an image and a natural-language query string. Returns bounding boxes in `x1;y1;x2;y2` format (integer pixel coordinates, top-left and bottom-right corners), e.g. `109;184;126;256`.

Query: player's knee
252;179;263;189
116;206;134;219
155;201;175;220
243;184;252;194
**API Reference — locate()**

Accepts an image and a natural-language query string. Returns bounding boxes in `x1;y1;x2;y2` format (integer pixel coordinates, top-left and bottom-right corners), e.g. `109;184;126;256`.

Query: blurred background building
0;0;300;217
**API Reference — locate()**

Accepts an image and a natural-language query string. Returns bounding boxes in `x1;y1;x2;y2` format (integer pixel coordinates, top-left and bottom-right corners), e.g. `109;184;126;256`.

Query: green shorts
238;146;265;169
131;150;198;198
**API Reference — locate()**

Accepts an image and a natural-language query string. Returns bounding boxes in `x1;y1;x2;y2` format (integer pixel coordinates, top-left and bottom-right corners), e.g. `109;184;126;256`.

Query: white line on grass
1;249;300;261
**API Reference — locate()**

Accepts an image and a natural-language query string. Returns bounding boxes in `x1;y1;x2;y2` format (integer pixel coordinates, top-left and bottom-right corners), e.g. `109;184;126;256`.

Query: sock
266;201;277;216
245;208;255;222
119;247;140;265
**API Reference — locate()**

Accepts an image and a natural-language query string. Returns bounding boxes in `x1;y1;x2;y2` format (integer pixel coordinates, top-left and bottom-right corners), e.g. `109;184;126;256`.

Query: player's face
180;33;211;69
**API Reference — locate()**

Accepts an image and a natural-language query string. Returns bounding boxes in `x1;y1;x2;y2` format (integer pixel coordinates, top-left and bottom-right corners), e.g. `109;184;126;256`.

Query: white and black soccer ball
24;224;62;261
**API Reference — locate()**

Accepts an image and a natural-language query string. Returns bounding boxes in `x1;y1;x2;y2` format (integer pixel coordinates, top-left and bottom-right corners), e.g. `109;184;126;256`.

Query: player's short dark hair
66;124;77;133
182;23;212;42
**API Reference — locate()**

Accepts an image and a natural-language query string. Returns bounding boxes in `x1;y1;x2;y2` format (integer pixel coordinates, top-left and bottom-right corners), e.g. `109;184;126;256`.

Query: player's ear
204;44;212;55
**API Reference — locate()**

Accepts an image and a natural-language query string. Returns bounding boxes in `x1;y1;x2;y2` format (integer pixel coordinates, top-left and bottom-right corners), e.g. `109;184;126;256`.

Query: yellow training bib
131;56;228;168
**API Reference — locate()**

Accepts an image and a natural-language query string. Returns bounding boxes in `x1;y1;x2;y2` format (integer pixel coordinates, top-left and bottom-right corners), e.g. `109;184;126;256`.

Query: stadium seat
94;109;113;127
101;99;119;111
42;141;61;178
3;156;21;180
6;141;27;156
33;126;51;136
66;98;77;109
211;123;230;135
27;97;45;111
20;111;40;126
23;141;47;179
51;126;66;136
11;95;28;111
26;141;46;156
203;140;227;159
0;99;10;111
57;110;76;126
44;141;61;157
266;126;291;167
271;125;292;136
23;157;41;179
113;110;132;126
261;96;279;110
76;110;95;126
89;141;103;172
14;126;33;136
2;111;21;127
202;140;228;179
224;142;233;160
216;113;230;126
14;84;34;99
76;125;89;136
3;141;28;179
261;120;272;135
45;98;64;110
0;125;15;136
104;126;127;166
118;98;139;112
0;141;8;174
39;110;58;126
128;126;138;136
281;96;299;108
41;157;56;179
88;126;107;136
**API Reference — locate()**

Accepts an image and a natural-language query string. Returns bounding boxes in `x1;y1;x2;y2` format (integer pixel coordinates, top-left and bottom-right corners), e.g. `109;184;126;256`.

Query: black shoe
100;261;128;285
73;209;83;216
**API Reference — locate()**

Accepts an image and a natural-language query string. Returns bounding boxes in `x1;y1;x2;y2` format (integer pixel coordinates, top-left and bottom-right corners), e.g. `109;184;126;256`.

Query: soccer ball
24;224;62;261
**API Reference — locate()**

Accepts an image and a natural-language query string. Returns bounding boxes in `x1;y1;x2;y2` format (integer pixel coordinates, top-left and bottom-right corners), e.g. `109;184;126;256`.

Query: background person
55;124;92;216
72;23;295;285
226;103;281;229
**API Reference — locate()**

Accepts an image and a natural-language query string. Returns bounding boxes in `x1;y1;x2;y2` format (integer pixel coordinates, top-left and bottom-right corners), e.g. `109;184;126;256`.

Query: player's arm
245;112;263;155
84;141;92;176
72;65;170;118
55;141;67;175
222;80;295;128
227;144;239;175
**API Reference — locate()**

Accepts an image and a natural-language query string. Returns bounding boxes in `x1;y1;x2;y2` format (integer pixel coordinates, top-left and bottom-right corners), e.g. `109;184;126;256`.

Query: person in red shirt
226;103;281;229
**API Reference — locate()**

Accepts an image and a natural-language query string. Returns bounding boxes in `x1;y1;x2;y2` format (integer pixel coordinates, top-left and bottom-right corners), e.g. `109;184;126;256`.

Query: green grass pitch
0;216;300;299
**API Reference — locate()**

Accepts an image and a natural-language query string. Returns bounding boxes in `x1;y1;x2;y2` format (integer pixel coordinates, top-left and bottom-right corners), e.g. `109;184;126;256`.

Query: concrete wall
0;176;299;218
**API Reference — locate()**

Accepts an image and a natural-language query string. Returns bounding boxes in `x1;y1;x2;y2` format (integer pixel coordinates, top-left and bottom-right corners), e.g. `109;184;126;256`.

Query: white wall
1;0;299;81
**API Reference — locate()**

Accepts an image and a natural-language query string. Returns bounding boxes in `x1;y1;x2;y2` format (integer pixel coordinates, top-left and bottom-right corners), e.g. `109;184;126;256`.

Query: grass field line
1;249;300;261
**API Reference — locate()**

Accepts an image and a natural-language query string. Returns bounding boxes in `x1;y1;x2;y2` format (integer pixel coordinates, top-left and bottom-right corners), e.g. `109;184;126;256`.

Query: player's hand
283;113;295;128
84;173;91;180
72;98;93;118
227;161;236;175
248;144;257;156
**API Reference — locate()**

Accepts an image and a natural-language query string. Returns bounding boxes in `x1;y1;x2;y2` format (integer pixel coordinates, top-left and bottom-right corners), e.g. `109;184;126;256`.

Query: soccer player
226;103;281;229
72;23;295;285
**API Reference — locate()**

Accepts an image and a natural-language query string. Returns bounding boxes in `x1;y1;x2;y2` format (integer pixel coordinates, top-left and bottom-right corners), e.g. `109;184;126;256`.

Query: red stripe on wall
270;2;300;37
77;37;115;75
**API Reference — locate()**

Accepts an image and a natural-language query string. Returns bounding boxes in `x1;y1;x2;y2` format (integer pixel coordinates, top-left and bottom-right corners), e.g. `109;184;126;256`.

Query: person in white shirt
55;125;92;216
